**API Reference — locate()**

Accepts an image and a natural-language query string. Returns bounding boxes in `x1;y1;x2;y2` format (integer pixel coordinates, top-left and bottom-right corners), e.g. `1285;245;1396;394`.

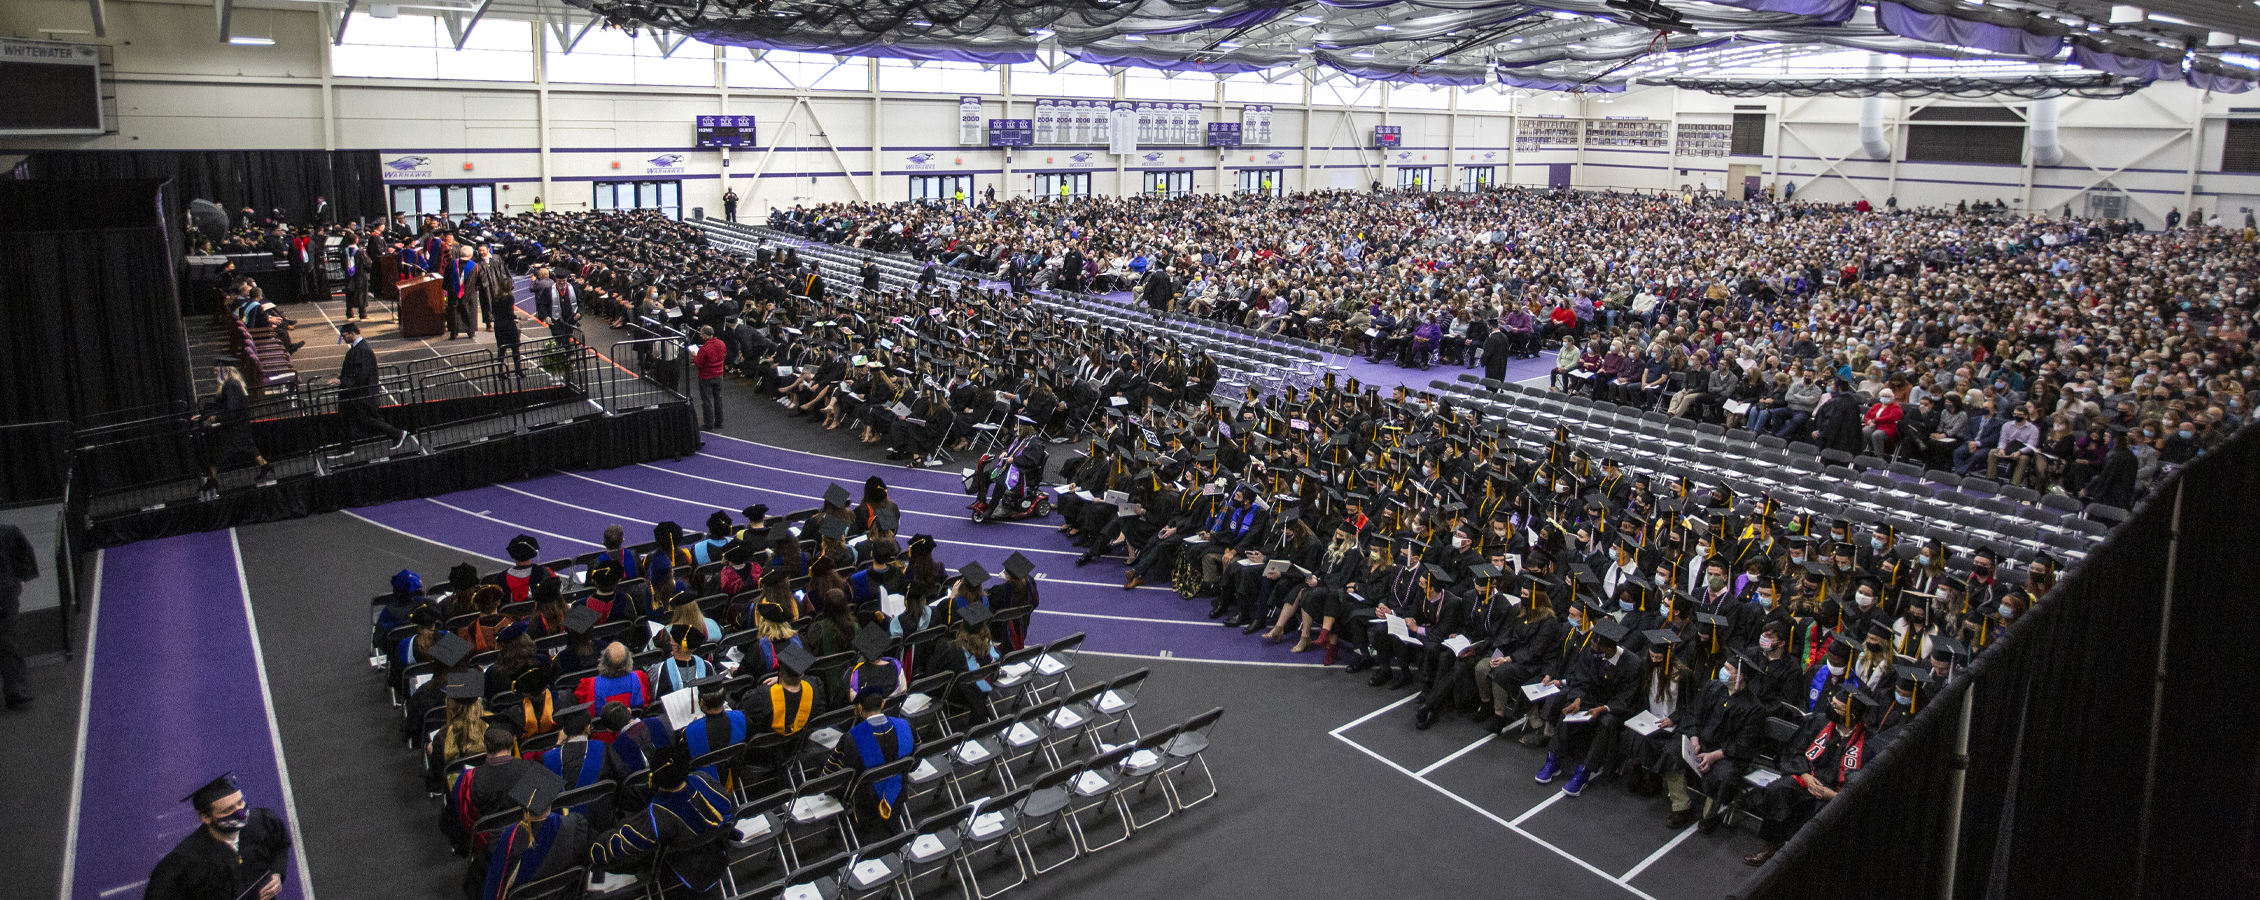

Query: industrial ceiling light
229;35;276;44
1293;15;1321;23
2108;5;2143;24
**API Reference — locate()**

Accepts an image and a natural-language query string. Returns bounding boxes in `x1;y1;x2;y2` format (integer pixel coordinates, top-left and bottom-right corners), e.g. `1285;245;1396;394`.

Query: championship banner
958;96;983;145
1108;101;1139;156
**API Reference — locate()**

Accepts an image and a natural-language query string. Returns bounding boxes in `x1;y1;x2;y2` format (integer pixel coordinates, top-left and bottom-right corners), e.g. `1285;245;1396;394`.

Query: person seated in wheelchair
968;419;1048;514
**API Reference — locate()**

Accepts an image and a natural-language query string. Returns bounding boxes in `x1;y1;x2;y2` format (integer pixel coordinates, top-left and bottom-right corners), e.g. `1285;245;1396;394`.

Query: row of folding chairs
718;707;1226;900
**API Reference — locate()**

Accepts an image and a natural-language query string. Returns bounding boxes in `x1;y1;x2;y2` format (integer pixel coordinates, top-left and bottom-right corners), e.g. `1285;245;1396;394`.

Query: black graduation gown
145;810;294;900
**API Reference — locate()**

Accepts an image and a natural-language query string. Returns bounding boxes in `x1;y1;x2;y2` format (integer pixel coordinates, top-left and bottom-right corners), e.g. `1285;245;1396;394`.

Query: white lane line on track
643;461;1058;532
340;510;511;565
1415;733;1497;777
423;498;605;549
689;451;976;499
1331;730;1661;900
600;469;1086;557
493;482;657;526
341;508;1315;666
1075;649;1321;668
700;431;967;480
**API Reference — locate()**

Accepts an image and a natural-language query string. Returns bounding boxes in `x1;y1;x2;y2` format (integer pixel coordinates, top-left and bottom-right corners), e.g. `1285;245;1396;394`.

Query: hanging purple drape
1142;7;1283;35
1497;74;1626;93
1701;0;1857;23
1875;2;2063;59
1070;49;1278;74
2189;68;2257;94
2069;45;2174;82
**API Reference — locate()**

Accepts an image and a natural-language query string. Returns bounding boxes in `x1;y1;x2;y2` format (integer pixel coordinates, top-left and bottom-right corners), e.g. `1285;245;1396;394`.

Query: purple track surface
350;433;1329;665
71;530;308;900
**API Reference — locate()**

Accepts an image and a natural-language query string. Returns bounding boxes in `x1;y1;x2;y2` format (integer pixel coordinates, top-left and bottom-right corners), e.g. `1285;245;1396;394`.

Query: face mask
1706;575;1728;591
1826;662;1845;677
1453;535;1469;549
2179;430;2194;439
1897;691;1915;706
1856;592;1876;609
1759;634;1778;651
211;806;251;833
1619;600;1635;613
1755;592;1774;608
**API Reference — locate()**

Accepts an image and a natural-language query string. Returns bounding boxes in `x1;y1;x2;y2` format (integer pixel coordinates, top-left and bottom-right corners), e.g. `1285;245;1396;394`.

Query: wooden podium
397;275;446;338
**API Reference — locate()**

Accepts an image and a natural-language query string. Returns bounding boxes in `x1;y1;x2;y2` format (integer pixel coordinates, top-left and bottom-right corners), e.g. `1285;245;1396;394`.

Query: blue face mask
1619;600;1635;613
2179;430;2194;439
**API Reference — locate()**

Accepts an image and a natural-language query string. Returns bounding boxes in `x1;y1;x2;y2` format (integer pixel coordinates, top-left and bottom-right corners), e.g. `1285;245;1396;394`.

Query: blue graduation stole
850;718;916;818
685;712;747;778
1807;666;1840;711
482;814;561;900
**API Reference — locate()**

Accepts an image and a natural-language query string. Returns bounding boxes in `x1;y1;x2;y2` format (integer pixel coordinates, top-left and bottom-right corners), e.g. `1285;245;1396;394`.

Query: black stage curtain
87;404;699;547
0;179;195;435
15;150;387;244
0;421;73;503
1736;426;2260;900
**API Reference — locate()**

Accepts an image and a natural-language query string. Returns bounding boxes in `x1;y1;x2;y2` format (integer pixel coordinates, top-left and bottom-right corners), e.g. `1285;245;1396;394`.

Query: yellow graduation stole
769;682;815;734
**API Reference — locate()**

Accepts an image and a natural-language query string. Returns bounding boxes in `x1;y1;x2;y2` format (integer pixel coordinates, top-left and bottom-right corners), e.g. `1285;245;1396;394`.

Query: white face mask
1826;662;1845;677
1856;592;1876;609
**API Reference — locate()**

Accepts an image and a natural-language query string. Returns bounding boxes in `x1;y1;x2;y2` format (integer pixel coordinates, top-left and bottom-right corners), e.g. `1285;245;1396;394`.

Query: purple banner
2069;45;2174;82
1701;0;1857;22
2190;67;2258;94
1875;2;2063;59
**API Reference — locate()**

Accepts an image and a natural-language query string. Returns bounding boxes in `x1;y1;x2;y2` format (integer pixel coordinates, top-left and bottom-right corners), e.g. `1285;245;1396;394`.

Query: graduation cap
818;517;849;539
430;632;474;668
824;483;852;508
1641;629;1680;651
908;534;936;555
1592;620;1630;645
874;509;901;532
512;667;553;696
183;774;241;812
1694;611;1730;630
1469;563;1503;581
1581;593;1614;615
589;559;625;586
852;624;894;662
1826;635;1858;658
958;561;991;587
507;534;541;562
408;605;442;628
667;623;706;652
509;766;565;818
1864;621;1895;644
1423;563;1454;585
1930;635;1964;662
553;702;593;733
775;643;818;676
958;601;995;629
1003;552;1036;580
497;620;533;645
449;562;482;591
444;671;484;700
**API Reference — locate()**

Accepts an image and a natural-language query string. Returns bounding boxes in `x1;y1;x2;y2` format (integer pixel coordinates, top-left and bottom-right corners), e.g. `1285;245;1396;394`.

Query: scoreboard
695;115;757;148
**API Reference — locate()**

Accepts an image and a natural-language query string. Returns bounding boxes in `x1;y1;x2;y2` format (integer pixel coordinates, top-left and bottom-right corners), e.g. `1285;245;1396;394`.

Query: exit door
1547;164;1572;188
